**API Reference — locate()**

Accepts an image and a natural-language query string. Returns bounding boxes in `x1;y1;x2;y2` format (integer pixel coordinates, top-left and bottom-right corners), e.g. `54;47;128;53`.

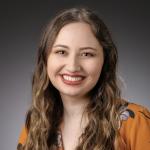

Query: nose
66;54;81;72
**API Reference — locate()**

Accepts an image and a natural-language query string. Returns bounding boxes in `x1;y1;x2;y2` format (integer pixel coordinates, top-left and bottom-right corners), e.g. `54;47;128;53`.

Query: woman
17;7;150;150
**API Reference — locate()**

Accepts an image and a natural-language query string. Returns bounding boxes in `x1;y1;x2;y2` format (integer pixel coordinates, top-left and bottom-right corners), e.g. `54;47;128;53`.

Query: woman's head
37;7;119;99
47;22;104;100
23;7;125;150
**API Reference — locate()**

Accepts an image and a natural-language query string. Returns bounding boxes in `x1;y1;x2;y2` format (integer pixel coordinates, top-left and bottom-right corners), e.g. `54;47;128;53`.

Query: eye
81;52;95;57
55;50;66;55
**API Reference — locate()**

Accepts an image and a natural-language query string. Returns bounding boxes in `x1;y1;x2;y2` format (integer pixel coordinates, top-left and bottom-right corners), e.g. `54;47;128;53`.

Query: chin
59;89;85;98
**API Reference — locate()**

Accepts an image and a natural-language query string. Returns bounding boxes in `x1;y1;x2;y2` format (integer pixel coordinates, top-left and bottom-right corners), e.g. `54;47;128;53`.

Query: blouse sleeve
17;126;27;149
120;103;150;150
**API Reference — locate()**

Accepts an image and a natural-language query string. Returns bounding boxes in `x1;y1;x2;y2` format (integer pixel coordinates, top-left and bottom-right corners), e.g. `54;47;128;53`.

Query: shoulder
119;101;150;131
120;102;150;123
127;102;150;115
119;101;150;150
120;102;150;121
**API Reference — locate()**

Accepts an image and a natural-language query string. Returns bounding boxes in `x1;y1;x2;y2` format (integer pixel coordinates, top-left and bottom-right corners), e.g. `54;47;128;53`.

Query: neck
60;94;89;128
62;95;89;116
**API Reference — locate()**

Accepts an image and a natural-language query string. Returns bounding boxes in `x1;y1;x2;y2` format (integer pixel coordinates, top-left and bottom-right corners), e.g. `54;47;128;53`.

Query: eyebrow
53;44;98;51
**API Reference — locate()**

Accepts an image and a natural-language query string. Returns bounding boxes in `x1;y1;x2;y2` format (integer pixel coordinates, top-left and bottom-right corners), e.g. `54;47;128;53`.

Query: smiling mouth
61;74;85;85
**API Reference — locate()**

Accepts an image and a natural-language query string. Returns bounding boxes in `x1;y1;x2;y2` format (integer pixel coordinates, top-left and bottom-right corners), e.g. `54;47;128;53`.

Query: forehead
53;22;101;48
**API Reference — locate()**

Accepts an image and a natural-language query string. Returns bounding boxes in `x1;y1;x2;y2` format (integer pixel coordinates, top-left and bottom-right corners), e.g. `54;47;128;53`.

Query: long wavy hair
21;7;127;150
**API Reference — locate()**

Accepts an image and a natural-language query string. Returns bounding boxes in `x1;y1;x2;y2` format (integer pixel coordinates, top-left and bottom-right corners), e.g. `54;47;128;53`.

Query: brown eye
81;52;94;57
55;50;66;55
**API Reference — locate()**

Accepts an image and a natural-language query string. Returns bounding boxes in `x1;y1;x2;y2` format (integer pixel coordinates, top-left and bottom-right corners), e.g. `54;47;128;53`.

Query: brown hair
21;7;127;150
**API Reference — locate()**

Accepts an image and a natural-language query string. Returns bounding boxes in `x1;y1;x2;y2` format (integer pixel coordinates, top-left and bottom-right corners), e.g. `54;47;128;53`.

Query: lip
60;74;85;85
61;73;85;77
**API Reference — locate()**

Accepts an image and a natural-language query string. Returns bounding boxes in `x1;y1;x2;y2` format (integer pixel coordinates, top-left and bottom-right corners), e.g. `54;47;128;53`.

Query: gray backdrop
0;1;150;150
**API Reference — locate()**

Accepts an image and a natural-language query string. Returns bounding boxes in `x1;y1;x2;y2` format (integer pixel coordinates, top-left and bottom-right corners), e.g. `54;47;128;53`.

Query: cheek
86;60;103;78
47;57;62;78
47;58;56;77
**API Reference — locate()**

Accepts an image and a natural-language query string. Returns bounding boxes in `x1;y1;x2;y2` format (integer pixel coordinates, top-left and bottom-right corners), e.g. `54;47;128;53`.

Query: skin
47;22;104;150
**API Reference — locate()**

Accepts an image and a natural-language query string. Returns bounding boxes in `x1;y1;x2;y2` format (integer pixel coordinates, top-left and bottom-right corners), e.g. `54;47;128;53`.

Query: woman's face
47;22;104;99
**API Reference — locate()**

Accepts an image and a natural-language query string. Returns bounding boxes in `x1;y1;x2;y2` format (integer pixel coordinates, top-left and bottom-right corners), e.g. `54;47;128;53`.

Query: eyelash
55;50;95;57
55;50;66;55
81;52;95;57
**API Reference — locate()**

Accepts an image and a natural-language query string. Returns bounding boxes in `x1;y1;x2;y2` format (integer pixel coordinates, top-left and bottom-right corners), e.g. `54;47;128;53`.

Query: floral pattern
119;104;135;121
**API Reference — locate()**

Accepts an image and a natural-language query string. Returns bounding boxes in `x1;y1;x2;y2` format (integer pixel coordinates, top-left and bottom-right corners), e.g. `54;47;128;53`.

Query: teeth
63;75;83;81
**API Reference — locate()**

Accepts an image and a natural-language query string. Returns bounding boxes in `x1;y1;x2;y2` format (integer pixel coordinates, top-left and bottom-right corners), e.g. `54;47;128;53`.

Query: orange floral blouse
17;103;150;150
